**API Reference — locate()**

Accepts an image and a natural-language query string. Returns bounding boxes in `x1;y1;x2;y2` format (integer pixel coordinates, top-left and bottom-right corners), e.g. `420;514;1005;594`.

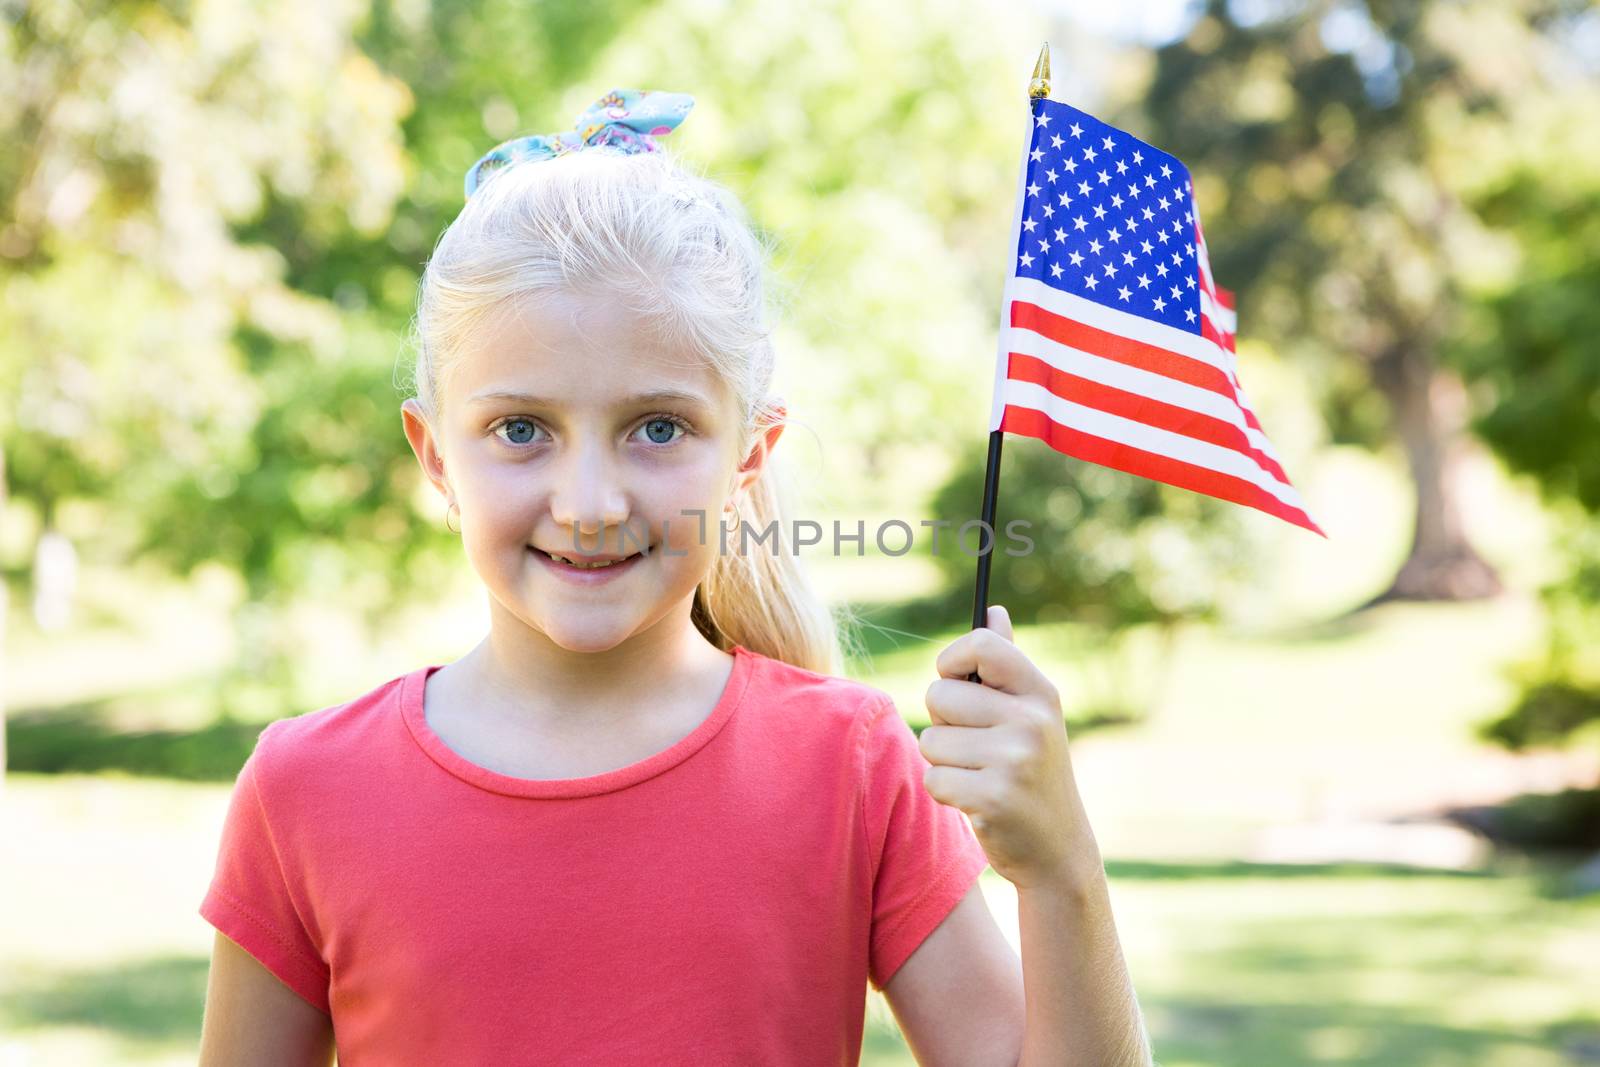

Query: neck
461;595;730;730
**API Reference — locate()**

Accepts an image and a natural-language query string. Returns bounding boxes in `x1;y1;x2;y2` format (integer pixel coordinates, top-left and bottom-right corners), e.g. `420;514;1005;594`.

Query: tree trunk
1368;345;1502;605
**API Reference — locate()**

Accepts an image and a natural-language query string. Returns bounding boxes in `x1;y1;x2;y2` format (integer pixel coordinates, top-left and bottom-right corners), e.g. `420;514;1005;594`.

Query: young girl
197;88;1153;1067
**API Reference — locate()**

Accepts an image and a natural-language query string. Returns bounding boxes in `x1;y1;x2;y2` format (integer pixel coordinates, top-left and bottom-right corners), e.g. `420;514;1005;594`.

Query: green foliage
927;435;1257;629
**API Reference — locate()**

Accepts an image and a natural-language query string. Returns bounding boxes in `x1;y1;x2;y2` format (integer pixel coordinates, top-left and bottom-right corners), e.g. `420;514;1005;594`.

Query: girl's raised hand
920;604;1103;893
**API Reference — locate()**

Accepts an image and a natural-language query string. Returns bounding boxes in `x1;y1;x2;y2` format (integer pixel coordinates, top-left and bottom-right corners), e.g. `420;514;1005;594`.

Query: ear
729;399;786;500
401;399;454;503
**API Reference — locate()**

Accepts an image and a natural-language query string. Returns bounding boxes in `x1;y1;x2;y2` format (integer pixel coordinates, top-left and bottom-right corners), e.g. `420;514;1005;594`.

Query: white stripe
1005;276;1231;377
1008;323;1288;478
1199;288;1237;337
998;379;1312;514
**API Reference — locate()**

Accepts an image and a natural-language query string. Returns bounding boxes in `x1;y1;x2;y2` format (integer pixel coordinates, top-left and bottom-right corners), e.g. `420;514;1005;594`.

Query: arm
198;930;336;1067
882;880;1026;1067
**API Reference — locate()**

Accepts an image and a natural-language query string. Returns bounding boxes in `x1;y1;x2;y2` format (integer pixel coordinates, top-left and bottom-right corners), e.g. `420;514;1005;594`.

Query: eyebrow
466;388;714;409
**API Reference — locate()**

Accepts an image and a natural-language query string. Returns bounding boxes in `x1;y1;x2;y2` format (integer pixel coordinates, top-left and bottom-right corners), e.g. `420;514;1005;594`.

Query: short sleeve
199;723;332;1014
858;695;991;991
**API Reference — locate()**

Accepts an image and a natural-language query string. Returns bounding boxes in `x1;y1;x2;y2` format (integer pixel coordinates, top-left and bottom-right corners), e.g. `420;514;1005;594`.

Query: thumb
986;603;1014;643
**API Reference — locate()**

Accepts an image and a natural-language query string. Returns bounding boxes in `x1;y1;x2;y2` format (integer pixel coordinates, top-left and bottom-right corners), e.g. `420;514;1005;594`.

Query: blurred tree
1135;0;1589;604
1450;30;1600;865
0;0;416;716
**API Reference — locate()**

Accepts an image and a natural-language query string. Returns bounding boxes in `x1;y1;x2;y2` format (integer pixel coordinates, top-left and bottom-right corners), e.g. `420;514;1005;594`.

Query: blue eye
493;417;542;446
638;415;691;445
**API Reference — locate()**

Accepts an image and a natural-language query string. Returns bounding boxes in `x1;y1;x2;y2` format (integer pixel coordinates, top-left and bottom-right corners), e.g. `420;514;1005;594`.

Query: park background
3;0;1599;1063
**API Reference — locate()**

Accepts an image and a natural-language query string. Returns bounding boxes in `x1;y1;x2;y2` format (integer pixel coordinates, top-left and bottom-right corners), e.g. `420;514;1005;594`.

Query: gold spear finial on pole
1029;42;1051;99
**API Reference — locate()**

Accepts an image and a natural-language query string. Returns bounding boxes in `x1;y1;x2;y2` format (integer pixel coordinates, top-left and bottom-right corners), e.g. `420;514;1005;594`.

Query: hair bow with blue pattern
463;88;695;200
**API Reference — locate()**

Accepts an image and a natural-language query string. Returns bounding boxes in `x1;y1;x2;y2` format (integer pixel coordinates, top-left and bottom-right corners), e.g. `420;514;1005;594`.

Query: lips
528;545;647;581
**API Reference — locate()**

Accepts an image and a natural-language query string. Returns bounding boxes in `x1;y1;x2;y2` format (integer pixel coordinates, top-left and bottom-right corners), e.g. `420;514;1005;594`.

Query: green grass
5;594;1599;1064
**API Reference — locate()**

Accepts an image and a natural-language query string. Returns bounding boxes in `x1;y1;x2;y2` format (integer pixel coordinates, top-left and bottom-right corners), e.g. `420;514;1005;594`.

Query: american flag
988;97;1325;537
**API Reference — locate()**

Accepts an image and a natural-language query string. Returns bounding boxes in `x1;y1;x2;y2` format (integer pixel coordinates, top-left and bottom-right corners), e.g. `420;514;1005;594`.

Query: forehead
450;288;731;413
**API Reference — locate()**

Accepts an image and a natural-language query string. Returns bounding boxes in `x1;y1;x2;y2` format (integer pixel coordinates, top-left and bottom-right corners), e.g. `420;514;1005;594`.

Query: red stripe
999;406;1327;538
1005;352;1290;485
1011;300;1233;398
1215;286;1235;311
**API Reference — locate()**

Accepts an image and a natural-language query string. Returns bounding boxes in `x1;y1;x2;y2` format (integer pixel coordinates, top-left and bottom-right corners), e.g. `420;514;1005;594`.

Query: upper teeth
552;554;624;568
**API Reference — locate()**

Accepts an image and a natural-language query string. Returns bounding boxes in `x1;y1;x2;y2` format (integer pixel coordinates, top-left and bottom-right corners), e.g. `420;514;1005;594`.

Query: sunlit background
3;0;1599;1063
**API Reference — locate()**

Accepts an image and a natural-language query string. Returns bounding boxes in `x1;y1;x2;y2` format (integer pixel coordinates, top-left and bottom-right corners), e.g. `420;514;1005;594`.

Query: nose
548;436;633;551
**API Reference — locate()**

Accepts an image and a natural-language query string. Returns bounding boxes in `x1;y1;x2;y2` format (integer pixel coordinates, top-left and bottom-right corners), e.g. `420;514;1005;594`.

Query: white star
1058;191;1072;207
1042;203;1055;218
1153;296;1167;312
1084;274;1098;290
1050;134;1064;149
1063;157;1078;174
1140;240;1153;254
1073;215;1088;231
1078;180;1091;196
1093;204;1107;220
1137;273;1151;289
1185;209;1193;222
1145;174;1157;188
1156;262;1168;277
1186;274;1196;287
1125;218;1139;233
1104;263;1118;278
1142;207;1155;221
1170;285;1181;299
1116;159;1129;175
1069;122;1083;138
1101;135;1115;150
1132;150;1143;165
1185;307;1197;322
1022;217;1037;232
1173;219;1183;233
1157;229;1170;244
1173;186;1184;201
1160;163;1172;178
1111;193;1124;209
1083;145;1098;162
1088;238;1103;255
1037;111;1052;127
1020;251;1034;267
1122;250;1136;266
1158;196;1171;211
1118;285;1132;301
1054;226;1067;242
1068;250;1084;266
1030;148;1044;162
1187;243;1195;256
1038;238;1050;253
1045;168;1058;183
1097;170;1111;185
1050;262;1064;278
1108;227;1122;243
1027;182;1041;197
1172;252;1182;266
1128;183;1141;198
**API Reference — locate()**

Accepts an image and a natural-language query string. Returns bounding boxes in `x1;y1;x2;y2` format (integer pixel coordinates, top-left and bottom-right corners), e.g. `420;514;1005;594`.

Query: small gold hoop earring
445;500;461;534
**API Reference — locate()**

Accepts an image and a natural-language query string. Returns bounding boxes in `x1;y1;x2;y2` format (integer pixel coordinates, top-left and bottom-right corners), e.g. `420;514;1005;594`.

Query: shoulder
732;646;896;748
249;666;419;789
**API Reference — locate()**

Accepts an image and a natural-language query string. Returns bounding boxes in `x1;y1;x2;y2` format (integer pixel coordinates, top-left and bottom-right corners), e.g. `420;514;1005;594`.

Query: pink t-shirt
200;643;990;1065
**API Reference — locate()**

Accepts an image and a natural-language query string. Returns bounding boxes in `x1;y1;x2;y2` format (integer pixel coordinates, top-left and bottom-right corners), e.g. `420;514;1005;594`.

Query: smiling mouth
529;546;648;569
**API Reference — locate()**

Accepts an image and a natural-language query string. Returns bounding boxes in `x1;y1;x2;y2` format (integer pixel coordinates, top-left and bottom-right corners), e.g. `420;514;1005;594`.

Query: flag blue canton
1012;97;1202;334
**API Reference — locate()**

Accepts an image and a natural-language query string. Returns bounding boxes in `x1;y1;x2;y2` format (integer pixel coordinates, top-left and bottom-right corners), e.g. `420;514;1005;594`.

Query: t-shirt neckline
400;644;756;799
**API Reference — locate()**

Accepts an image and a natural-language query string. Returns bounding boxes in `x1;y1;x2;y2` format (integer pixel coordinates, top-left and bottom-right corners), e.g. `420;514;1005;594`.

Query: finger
925;676;1015;729
921;762;992;816
987;603;1014;643
935;624;1043;696
917;722;1018;770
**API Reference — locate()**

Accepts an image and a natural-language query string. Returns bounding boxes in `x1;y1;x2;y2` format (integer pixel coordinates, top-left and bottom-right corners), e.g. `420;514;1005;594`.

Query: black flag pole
968;42;1050;683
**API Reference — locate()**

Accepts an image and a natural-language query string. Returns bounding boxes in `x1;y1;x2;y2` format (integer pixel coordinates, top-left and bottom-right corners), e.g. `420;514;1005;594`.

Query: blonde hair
401;146;852;676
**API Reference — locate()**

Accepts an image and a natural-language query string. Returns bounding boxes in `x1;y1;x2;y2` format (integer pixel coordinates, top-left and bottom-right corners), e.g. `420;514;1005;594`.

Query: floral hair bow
463;88;696;200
